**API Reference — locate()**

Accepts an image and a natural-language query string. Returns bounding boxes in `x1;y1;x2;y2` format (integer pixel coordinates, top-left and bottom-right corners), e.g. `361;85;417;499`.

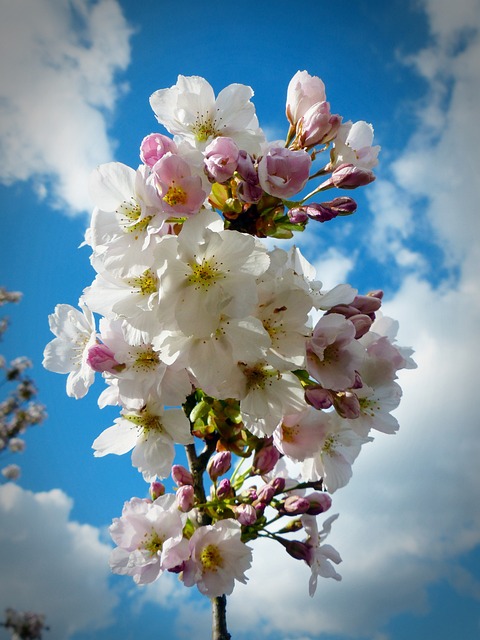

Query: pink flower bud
235;503;257;526
352;294;382;316
271;477;286;494
140;133;177;167
282;495;310;515
171;464;193;487
176;484;195;512
258;146;311;199
306;492;332;515
252;443;281;475
216;478;232;499
333;391;361;419
204;137;239;183
284;540;313;562
287;207;309;224
319;163;376;190
236;150;258;182
297;102;342;148
237;180;263;204
255;483;276;506
302;196;358;223
305;386;333;410
86;343;122;374
207;451;232;481
150;481;166;501
349;313;373;338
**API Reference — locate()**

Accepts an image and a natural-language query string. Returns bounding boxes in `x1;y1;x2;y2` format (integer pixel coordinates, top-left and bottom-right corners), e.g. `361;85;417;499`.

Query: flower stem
212;595;231;640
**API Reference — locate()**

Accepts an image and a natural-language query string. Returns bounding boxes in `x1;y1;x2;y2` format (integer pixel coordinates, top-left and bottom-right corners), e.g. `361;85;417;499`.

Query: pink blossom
274;408;329;461
140;133;178;167
306;313;364;391
182;519;252;596
204;137;239;183
258;146;311;199
152;152;206;216
109;495;188;584
286;70;327;127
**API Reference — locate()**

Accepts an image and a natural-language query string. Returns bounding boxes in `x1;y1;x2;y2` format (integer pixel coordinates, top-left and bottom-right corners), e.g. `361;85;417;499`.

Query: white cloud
0;0;132;215
0;483;118;640
375;0;480;266
312;247;355;290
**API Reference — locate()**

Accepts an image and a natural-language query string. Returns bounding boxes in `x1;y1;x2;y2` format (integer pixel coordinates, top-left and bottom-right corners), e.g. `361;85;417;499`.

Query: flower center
187;258;225;291
163;184;188;206
322;434;339;455
281;423;300;443
132;346;160;372
117;198;142;222
128;269;158;296
124;411;164;434
143;530;164;556
200;544;223;572
192;114;219;142
241;363;278;391
359;397;381;418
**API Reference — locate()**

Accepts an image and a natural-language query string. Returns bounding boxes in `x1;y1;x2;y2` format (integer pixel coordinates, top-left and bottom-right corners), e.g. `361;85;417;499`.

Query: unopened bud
352;294;382;316
171;465;193;487
305;386;333;410
207;451;232;481
140;133;177;167
306;491;332;515
319;163;376;190
255;483;276;506
87;343;122;374
176;485;195;512
150;481;166;501
284;540;312;563
252;443;281;475
282;495;310;515
235;503;257;526
271;477;286;494
349;313;373;338
216;478;232;499
333;391;361;419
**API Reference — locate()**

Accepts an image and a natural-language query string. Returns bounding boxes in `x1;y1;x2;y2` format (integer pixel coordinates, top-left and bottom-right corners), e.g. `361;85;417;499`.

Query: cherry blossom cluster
43;71;415;600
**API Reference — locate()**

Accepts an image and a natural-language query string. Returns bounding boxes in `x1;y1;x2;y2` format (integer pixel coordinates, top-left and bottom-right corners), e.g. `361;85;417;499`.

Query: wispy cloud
0;0;132;215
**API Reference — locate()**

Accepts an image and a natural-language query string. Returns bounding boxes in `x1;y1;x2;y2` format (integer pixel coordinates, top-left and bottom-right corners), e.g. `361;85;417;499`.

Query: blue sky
0;0;479;638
